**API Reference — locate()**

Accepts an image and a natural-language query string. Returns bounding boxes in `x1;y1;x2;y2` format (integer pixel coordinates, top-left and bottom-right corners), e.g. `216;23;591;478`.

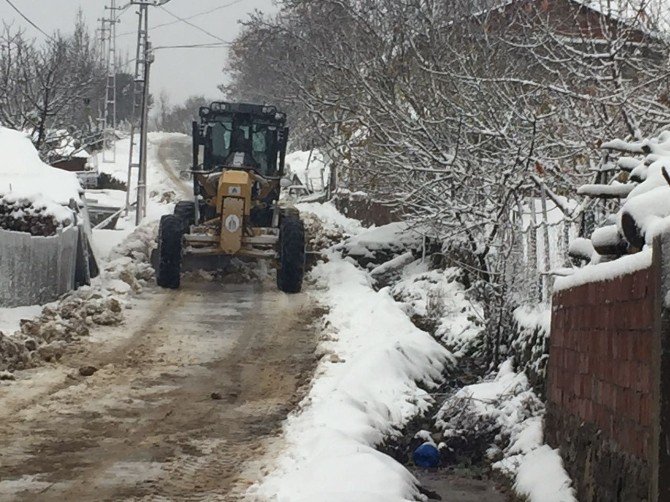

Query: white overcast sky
0;0;276;104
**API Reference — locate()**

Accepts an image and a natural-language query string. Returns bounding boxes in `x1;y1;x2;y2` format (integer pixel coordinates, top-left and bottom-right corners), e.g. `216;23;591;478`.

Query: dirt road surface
0;137;319;501
0;278;318;501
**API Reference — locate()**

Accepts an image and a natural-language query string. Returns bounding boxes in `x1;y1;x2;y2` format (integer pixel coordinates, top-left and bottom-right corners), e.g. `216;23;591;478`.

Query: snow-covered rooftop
0;127;82;222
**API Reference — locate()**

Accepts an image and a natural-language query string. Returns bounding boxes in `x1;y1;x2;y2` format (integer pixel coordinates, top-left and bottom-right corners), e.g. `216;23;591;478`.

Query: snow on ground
85;188;127;208
88;132;187;263
249;255;454;501
436;360;576;502
92;228;136;263
0;305;44;334
296;201;364;235
285;150;329;192
0;213;159;373
0;132;182;359
391;267;485;356
94;132;188;197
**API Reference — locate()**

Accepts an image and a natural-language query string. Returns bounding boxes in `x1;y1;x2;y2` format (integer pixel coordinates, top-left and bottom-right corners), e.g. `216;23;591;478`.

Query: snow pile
296;201;364;250
436;360;576;502
0;220;158;373
0;127;81;230
0;127;82;204
391;266;485;356
337;221;425;267
249;256;453;501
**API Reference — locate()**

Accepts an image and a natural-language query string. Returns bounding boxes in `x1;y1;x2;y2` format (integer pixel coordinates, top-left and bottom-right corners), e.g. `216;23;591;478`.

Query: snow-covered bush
391;267;485;357
505;306;551;395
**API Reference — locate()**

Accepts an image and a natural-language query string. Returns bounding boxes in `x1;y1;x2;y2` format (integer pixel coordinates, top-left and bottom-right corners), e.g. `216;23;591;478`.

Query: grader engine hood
218;170;252;254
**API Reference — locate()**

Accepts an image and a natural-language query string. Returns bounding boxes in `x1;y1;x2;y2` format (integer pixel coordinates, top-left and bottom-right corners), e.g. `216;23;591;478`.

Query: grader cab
156;102;305;293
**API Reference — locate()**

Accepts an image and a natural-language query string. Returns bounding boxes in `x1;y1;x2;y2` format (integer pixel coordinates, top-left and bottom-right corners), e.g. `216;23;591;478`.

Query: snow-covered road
0;275;318;501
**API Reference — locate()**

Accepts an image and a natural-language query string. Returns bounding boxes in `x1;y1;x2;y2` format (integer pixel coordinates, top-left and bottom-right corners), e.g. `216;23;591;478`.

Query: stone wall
332;191;399;227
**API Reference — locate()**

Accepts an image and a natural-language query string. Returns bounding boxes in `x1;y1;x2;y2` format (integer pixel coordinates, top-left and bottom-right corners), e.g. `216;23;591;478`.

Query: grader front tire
277;215;306;293
156;215;183;289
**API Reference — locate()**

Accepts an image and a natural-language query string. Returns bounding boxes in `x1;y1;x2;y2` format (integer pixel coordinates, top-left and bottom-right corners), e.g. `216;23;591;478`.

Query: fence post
539;186;552;302
528;196;540;301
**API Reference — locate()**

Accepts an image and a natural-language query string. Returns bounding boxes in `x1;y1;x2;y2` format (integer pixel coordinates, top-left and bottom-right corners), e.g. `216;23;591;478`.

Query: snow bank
296;201;363;236
436;360;576;502
336;222;425;268
0;127;81;224
250;256;453;501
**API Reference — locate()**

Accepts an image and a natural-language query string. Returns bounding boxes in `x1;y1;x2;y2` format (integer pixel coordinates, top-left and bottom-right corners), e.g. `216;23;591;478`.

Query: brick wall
546;261;661;501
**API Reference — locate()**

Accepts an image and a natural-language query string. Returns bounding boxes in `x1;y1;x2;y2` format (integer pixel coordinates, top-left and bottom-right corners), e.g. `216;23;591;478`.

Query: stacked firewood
573;133;670;260
0;197;63;236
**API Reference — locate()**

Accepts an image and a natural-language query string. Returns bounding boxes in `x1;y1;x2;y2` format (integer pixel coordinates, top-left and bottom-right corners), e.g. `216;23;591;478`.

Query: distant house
51;150;90;173
44;129;92;172
477;0;659;44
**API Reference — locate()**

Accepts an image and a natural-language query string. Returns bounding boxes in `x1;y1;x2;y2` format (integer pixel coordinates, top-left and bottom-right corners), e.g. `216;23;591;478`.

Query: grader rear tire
157;214;182;289
277;214;306;293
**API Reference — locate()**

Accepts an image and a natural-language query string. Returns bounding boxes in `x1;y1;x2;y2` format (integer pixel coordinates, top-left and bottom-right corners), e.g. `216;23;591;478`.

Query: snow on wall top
0;127;81;223
554;247;652;291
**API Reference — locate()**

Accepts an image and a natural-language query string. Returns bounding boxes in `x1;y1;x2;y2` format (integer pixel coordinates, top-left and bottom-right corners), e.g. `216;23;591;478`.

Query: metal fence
0;226;79;307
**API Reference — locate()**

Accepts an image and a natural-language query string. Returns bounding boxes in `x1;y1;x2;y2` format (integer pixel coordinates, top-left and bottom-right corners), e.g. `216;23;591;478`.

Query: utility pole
128;0;170;224
96;17;108;138
102;0;120;164
137;42;154;223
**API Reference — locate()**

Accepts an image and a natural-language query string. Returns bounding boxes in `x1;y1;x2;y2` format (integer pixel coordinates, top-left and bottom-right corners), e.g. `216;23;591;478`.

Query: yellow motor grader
156;102;305;293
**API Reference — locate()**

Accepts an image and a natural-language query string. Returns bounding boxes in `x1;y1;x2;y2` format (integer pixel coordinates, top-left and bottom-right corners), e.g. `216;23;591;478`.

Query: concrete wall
546;236;670;502
0;226;78;308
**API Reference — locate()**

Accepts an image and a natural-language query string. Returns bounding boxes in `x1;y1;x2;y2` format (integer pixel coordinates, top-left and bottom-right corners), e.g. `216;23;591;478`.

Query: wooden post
540;185;552;302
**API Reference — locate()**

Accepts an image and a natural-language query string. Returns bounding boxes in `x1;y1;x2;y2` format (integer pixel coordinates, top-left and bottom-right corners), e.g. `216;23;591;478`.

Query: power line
123;42;230;67
157;5;228;43
117;0;244;37
3;0;54;41
155;42;230;49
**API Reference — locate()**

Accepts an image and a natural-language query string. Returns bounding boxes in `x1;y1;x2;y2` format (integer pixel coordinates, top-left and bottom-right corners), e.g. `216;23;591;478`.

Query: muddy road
0;278;318;501
0;136;319;501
